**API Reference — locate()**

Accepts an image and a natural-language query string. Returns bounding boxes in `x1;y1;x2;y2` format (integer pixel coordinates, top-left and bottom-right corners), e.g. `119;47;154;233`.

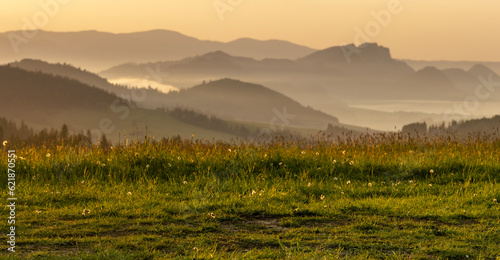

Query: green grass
1;133;500;259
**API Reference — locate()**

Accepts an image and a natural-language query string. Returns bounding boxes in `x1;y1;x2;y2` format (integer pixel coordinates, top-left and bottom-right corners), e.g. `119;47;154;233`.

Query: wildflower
333;177;338;181
127;192;132;196
168;163;172;167
208;212;216;218
430;169;434;174
82;209;91;216
333;160;337;164
473;194;477;197
81;180;85;184
264;153;267;157
193;247;199;252
315;152;319;156
279;162;283;166
301;150;306;155
429;184;432;187
346;181;351;185
409;180;414;183
101;164;106;167
349;161;354;165
183;181;188;185
228;149;231;152
494;199;497;203
308;182;312;187
320;195;325;200
35;210;42;214
341;191;344;195
46;153;51;158
368;183;372;187
2;140;7;146
251;190;257;195
146;164;150;168
177;156;181;160
342;150;345;155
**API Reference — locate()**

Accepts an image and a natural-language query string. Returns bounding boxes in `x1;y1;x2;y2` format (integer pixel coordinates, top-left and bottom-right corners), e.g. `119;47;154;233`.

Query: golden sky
2;0;499;61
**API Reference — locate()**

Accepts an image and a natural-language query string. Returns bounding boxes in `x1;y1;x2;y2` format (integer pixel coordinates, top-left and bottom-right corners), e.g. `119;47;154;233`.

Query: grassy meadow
1;133;500;259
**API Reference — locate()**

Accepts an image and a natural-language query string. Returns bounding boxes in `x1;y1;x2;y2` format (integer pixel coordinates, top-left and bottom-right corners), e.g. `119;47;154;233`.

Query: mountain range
0;30;315;71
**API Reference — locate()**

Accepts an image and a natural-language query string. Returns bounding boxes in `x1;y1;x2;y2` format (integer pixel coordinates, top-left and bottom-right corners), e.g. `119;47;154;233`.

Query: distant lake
109;77;179;94
350;99;499;118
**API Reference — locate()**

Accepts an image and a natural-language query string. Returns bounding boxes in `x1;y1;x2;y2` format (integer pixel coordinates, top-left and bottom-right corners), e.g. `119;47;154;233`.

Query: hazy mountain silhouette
296;43;413;76
160;78;355;131
102;44;480;130
0;30;316;71
0;65;243;141
404;60;500;76
9;59;183;110
394;66;465;100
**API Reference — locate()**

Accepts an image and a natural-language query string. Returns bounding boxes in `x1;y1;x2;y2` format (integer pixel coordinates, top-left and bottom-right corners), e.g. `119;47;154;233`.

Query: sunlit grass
0;133;499;259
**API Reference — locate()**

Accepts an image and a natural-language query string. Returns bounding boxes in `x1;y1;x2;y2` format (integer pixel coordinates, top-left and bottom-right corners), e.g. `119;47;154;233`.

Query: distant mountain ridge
0;30;316;71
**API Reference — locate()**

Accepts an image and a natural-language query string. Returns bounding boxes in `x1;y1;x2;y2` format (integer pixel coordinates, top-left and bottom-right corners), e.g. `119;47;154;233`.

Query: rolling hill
0;65;240;142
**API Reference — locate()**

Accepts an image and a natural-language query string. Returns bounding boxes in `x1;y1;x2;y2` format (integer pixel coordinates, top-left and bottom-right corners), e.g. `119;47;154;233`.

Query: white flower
146;165;150;168
307;182;312;187
349;161;354;165
2;140;7;146
333;177;338;181
82;209;91;215
409;180;414;183
315;152;319;156
493;199;497;203
228;149;232;152
333;160;337;164
251;190;257;195
127;192;132;196
429;184;432;187
183;181;188;185
430;169;434;174
368;183;372;187
208;213;216;218
346;181;351;185
320;195;325;200
301;150;306;155
46;153;51;158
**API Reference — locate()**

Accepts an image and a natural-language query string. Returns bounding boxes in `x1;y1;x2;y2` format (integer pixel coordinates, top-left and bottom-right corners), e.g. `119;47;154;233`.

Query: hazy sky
2;0;499;61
